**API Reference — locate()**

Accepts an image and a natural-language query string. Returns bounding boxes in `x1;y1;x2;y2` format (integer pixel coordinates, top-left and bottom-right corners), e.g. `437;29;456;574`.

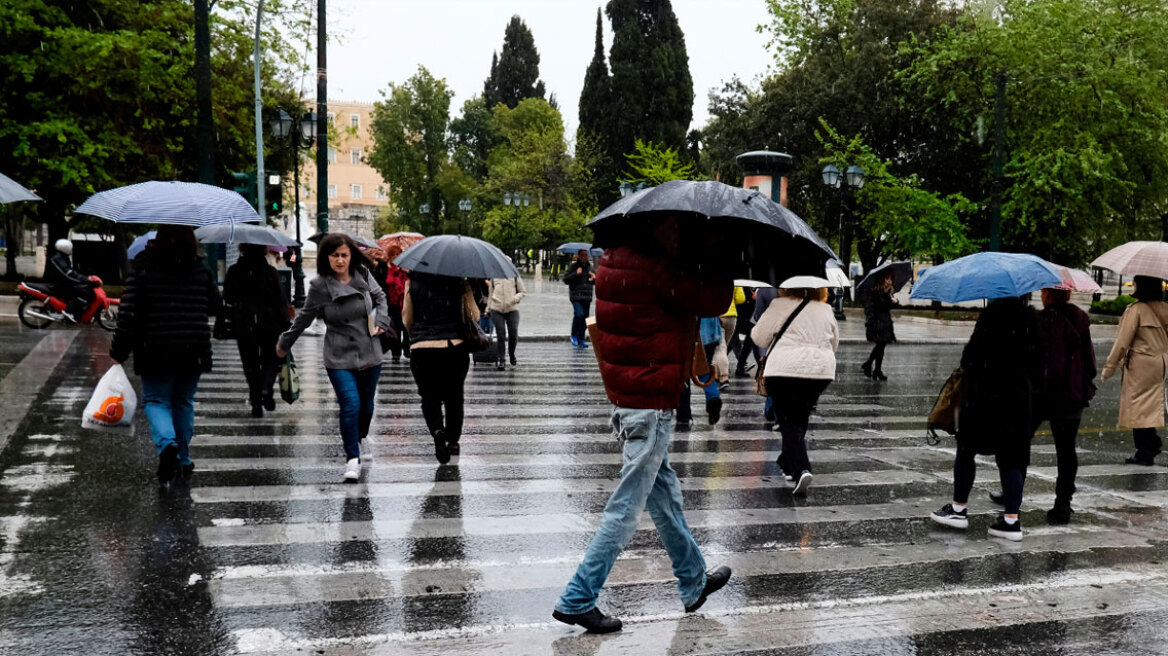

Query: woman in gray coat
277;234;391;483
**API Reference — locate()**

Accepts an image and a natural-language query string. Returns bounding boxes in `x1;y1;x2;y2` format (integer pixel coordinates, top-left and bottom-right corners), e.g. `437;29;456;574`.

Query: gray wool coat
278;269;391;370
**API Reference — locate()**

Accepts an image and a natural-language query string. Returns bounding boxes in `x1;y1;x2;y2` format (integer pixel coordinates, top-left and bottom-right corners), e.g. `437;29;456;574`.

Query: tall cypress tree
483;15;546;109
577;8;616;207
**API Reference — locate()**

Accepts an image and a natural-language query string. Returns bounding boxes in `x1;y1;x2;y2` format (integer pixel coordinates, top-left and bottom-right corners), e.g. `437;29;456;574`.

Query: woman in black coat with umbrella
223;244;291;417
861;272;897;380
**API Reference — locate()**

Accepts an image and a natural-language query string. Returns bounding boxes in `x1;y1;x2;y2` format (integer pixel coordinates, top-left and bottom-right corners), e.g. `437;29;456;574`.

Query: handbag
278;351;300;404
212;309;236;340
691;339;714;388
460;287;491;353
755;299;810;396
926;367;965;444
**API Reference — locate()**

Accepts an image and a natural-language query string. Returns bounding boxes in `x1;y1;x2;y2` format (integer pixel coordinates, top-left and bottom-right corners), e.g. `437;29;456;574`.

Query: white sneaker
343;458;360;483
792;470;813;495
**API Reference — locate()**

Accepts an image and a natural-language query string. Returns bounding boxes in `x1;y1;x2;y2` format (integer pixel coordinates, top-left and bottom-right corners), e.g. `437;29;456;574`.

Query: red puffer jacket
594;246;732;409
385;264;408;307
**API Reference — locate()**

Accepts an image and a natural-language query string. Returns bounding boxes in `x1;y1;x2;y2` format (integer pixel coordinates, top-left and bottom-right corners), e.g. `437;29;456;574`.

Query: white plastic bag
81;364;137;433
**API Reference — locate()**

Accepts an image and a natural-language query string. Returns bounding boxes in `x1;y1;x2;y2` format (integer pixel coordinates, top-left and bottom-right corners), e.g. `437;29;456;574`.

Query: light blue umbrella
75;181;260;227
557;242;604;257
127;230;157;259
910;252;1061;303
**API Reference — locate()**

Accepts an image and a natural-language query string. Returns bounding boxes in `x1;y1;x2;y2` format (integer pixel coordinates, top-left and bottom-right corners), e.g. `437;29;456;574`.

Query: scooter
17;276;119;330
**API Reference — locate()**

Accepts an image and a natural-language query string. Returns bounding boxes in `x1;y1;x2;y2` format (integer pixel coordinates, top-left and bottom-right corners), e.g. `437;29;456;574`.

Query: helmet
55;239;73;255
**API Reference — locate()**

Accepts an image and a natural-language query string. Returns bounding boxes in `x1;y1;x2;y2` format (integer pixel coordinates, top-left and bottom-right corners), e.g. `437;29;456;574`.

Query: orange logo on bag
93;395;125;423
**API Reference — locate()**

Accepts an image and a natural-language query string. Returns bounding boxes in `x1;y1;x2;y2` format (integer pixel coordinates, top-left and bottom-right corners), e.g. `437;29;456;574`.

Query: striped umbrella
1091;241;1168;281
74;181;260;226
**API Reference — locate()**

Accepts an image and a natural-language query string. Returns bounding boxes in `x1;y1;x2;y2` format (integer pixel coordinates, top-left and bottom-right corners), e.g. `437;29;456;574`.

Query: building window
350;113;360;128
327;147;337;164
350;184;362;200
326;112;335;126
327;184;337;199
350;148;362;164
376;186;388;201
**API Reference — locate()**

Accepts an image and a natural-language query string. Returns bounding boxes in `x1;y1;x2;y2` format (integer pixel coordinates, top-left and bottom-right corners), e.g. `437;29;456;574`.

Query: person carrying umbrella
223;243;292;418
561;249;595;347
860;271;898;381
1101;275;1168;466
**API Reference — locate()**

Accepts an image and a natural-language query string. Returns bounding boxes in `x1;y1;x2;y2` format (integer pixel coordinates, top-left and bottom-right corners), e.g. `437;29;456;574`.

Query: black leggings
236;330;280;405
865;343;886;372
765;377;830;475
1047;410;1083;505
1133;427;1163;457
409;347;470;443
952;445;1026;514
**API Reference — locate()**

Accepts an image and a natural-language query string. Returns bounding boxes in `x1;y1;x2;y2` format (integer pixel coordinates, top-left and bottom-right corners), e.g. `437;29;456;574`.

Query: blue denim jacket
699;316;722;345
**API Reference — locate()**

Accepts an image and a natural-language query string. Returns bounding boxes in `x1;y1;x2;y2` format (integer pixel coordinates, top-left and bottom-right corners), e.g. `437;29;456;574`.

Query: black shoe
1047;504;1073;525
433;431;450;464
873;370;888;381
262;395;276;411
987;514;1023;541
496;361;505;370
251;404;264;418
930;503;969;529
1126;451;1157;466
448;442;460;457
988;489;1005;505
510;355;517;366
181;462;195;478
157;444;179;485
861;361;873;378
718;380;730;391
552;607;622;634
706;397;722;425
734;368;749;378
685;565;732;612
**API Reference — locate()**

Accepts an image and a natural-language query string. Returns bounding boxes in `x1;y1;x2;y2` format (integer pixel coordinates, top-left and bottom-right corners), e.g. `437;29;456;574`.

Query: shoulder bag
755;299;810;396
926;367;964;444
461;285;491;353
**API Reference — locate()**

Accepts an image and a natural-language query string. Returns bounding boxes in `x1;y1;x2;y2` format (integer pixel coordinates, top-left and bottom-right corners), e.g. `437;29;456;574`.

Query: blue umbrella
75;181;261;227
394;235;519;279
557;242;604;256
127;230;157;259
910;252;1061;303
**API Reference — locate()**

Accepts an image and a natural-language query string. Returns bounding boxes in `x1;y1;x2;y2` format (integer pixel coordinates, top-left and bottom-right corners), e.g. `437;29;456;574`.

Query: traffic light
266;183;283;215
231;170;257;210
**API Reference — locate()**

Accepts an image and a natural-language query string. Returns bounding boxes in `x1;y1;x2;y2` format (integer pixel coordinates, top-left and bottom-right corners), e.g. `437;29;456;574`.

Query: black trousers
1043;408;1083;505
236;330;280;405
765;377;830;475
864;343;886;372
490;310;520;362
386;305;409;358
410;347;470;442
952;444;1026;515
1133;427;1163;457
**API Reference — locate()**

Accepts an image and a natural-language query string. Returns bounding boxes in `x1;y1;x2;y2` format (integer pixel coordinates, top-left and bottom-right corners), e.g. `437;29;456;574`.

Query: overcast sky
299;0;775;138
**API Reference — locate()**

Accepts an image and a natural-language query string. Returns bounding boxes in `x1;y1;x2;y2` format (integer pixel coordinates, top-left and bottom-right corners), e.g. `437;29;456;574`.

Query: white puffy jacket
751;297;839;380
487;277;526;314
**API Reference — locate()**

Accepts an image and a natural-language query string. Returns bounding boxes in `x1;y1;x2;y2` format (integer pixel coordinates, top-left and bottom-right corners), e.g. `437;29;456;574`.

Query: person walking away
1032;287;1096;523
751;284;781;426
733;287;759;376
861;272;897;380
109;226;220;485
1101;275;1168;466
223;244;292;418
403;272;478;463
562;249;595;347
713;286;746;388
677;316;724;426
277;234;390;483
44;238;97;322
751;281;838;495
930;295;1041;541
552;216;733;634
487;274;526;369
384;263;410;362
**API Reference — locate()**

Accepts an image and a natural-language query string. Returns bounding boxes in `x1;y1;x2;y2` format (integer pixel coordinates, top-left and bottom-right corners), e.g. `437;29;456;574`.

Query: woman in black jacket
223;244;291;417
110;225;221;485
861;272;897;381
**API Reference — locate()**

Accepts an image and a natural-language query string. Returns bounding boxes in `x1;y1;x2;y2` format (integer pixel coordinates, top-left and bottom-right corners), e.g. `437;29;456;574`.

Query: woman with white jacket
487;275;527;370
751;277;839;494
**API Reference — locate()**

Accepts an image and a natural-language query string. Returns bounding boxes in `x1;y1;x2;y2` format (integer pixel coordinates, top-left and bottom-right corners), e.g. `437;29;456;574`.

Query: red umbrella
377;232;424;260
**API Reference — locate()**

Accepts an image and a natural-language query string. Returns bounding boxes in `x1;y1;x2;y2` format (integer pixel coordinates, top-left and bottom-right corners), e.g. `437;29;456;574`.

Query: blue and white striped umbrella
74;181;260;226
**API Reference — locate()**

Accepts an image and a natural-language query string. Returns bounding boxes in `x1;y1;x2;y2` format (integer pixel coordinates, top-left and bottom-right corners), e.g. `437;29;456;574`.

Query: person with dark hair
861;271;897;381
931;295;1042;541
277;233;391;483
224;244;292;418
383;262;411;362
110;225;221;485
562;249;595;347
1102;275;1168;466
403;272;478;463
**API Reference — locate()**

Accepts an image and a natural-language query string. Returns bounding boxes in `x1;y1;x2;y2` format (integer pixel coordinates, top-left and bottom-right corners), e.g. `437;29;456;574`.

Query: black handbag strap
762;299;810;359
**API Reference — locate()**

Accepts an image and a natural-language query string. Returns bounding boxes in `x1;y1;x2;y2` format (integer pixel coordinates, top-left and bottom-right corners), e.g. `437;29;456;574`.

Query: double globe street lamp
268;108;318;307
822;163;866;319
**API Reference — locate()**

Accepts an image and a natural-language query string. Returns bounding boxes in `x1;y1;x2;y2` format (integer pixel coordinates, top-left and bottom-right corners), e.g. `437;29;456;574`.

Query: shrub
1091;295;1137;316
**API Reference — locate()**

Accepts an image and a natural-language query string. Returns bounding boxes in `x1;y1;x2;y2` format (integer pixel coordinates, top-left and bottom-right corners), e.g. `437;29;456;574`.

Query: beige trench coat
1102;300;1168;429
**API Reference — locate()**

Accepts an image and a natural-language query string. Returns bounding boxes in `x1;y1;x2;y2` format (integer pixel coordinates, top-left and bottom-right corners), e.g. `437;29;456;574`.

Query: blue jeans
571;300;590;343
556;407;707;614
677;343;720;422
326;366;382;460
140;371;201;467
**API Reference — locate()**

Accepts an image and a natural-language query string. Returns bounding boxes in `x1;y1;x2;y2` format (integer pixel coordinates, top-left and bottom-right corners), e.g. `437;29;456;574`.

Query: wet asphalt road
2;322;1168;655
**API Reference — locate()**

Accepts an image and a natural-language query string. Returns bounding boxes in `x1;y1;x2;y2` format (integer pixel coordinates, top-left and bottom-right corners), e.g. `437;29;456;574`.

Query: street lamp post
269;108;317;307
502;192;530;261
457;199;472;235
822;163;866;320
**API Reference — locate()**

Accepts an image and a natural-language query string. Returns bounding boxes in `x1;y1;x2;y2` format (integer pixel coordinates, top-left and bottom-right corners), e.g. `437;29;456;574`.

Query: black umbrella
588;179;836;283
855;261;913;300
394;235;519;279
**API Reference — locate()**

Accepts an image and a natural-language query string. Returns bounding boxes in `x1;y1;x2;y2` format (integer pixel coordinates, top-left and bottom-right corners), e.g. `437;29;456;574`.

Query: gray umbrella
193;223;299;248
588;179;836;284
856;261;913;300
394;235;519;279
0;173;42;204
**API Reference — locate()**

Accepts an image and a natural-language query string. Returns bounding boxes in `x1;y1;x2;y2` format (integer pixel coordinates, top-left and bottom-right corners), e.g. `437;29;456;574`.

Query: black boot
433;430;450;464
861;361;873;378
1047;502;1073;525
552;607;622;633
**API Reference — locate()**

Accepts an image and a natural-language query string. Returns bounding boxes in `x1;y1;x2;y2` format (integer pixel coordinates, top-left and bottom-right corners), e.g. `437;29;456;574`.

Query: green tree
577;8;617;208
483;15;546;110
367;66;453;235
623;139;697;185
449;96;495;182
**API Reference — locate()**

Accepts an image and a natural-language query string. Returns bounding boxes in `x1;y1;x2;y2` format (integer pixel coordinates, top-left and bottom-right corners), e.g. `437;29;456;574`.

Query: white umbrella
734;279;773;288
0;173;42;204
1091;241;1168;281
75;181;261;227
780;275;832;289
825;264;852;288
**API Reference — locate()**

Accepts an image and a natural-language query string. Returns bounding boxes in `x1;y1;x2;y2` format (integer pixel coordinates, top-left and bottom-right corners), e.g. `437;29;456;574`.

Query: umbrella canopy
856;261;913;299
0;173;42;204
588;179;836;284
910;252;1061;303
307;232;379;250
557;242;604;257
394;235;519;279
378;232;425;260
1091;241;1168;281
194;224;299;248
734;279;773;288
74;181;260;226
825;263;852;288
1052;266;1103;294
781;275;831;289
127;230;157;259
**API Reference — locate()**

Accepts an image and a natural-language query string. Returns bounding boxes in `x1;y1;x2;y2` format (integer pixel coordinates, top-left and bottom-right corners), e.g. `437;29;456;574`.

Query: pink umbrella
1091;241;1168;280
1052;266;1102;293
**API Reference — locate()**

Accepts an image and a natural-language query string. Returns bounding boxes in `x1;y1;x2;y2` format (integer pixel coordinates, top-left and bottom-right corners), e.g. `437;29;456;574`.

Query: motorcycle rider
44;239;96;322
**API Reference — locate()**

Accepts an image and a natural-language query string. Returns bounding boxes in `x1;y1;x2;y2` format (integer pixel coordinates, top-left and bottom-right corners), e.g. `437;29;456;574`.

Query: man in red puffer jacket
552;216;734;634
